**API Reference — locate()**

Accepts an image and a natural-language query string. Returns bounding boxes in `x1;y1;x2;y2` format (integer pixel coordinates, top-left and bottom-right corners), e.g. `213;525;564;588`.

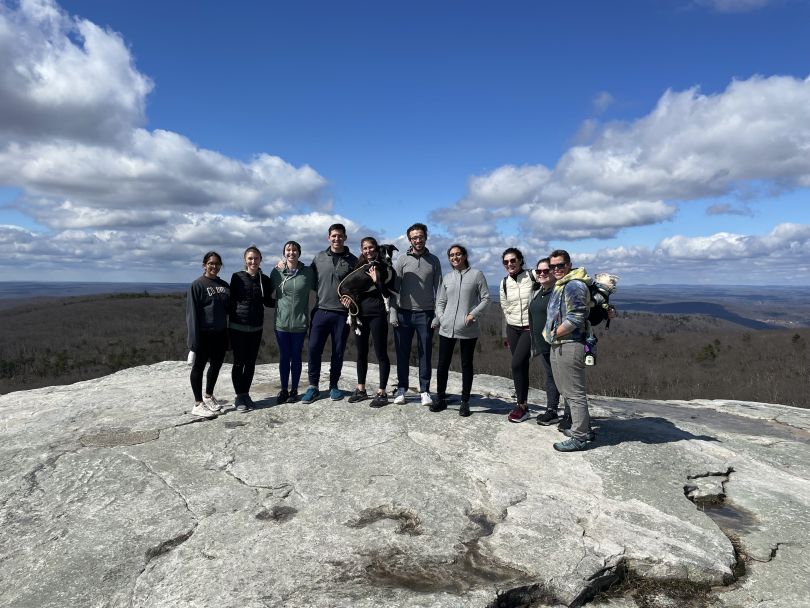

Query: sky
1;0;810;286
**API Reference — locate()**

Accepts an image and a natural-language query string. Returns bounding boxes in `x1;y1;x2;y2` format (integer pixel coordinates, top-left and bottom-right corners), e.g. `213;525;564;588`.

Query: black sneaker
536;409;560;426
557;413;572;432
459;401;471;417
347;388;369;403
370;393;389;408
287;389;298;403
276;389;289;405
429;398;447;413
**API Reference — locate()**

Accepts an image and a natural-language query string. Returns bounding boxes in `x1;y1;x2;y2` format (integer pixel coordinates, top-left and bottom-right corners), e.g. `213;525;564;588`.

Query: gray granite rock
1;361;808;607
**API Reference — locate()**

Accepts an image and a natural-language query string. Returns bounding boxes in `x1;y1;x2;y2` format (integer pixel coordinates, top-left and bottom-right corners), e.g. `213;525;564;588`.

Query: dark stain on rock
80;428;160;447
223;421;247;429
347;505;423;536
256;505;298;523
486;583;561;608
144;527;195;562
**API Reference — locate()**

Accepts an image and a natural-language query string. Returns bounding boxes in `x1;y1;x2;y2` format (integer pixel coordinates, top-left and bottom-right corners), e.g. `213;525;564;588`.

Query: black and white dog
337;244;398;335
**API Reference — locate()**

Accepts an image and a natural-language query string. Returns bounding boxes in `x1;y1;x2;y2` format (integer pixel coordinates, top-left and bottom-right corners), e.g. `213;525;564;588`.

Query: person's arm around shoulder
261;272;275;308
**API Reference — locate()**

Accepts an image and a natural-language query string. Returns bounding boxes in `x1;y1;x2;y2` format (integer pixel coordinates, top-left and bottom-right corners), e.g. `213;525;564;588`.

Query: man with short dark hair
392;222;443;406
543;249;594;451
301;223;358;403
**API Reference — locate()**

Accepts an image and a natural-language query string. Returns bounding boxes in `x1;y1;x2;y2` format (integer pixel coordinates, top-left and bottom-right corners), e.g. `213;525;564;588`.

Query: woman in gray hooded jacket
431;244;490;416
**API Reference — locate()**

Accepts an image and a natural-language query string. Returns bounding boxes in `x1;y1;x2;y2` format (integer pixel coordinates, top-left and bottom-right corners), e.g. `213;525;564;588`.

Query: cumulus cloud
0;0;329;265
432;74;810;241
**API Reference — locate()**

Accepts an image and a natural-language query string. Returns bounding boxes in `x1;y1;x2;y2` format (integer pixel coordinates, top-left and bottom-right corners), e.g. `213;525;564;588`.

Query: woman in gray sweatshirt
431;244;490;416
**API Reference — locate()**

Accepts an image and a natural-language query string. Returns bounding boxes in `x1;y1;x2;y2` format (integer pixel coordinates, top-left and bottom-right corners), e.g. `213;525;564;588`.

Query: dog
337;244;398;335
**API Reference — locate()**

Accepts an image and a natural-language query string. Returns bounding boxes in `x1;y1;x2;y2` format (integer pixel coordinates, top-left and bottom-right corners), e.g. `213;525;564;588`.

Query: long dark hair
354;236;379;270
447;243;469;269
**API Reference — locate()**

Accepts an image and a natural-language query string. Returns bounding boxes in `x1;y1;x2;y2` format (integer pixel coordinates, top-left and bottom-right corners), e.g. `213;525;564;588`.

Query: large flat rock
1;361;808;607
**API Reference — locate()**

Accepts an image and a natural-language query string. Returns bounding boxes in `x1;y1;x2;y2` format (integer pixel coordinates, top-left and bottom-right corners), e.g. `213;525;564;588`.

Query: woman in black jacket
186;251;230;419
229;245;274;412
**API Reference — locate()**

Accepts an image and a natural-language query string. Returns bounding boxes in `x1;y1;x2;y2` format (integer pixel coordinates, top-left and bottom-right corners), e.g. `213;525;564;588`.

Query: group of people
186;221;600;452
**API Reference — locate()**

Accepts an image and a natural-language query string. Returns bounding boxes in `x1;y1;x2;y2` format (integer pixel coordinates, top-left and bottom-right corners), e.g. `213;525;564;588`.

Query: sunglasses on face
549;262;568;270
536;268;550;274
502;258;519;266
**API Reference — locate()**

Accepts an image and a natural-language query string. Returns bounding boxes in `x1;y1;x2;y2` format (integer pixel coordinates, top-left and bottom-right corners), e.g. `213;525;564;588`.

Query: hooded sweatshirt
542;267;592;345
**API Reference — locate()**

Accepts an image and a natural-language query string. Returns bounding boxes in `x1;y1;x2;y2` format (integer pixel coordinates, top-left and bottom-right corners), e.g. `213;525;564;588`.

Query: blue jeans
307;309;350;388
394;309;435;393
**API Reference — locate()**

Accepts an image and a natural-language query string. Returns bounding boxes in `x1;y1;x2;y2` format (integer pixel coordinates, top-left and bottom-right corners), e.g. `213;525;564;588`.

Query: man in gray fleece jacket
391;223;443;405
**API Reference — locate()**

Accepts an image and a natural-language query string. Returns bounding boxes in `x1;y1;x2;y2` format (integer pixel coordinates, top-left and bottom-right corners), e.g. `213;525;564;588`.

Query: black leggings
506;325;532;404
436;335;478;401
189;329;228;402
355;314;390;389
230;328;263;395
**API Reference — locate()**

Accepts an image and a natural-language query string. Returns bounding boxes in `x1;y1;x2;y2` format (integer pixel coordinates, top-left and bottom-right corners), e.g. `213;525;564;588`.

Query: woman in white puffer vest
499;247;537;423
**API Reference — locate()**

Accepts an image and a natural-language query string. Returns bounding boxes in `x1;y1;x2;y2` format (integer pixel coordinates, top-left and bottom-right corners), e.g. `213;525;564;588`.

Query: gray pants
550;341;591;440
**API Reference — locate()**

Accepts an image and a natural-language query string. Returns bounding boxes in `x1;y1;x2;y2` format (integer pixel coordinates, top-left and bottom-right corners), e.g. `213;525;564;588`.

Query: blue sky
1;0;809;285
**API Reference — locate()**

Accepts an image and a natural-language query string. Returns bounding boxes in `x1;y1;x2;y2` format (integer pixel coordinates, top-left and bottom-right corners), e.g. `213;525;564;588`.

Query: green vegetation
1;295;808;409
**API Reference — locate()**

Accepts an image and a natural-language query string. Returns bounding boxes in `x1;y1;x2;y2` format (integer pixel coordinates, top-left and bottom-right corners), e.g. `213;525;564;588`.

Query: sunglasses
535;268;550;274
502;258;519;266
549;262;568;270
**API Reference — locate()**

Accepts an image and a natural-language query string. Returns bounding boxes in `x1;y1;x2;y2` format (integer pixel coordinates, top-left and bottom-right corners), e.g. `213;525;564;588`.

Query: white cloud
592;91;614;114
0;0;152;143
432;74;810;241
0;0;329;246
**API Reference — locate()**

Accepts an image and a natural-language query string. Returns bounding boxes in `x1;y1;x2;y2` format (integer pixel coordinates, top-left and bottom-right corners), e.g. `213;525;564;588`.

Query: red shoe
507;406;529;423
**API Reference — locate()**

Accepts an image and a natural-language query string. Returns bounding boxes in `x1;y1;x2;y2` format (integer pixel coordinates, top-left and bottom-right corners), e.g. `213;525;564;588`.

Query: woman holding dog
229;245;274;413
431;244;490;416
270;240;315;405
344;236;396;408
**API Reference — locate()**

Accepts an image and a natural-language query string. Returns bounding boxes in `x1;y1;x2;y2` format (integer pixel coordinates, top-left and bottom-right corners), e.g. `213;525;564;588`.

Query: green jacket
269;265;315;333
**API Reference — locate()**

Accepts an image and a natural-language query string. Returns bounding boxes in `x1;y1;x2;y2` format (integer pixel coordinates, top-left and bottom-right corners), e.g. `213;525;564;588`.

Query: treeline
1;294;807;408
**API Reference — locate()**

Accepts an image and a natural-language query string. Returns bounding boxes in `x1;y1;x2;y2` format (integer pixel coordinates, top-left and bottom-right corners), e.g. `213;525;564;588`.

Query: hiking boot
393;388;407;404
429;398;447;413
459;401;471;417
553;437;589;452
370;393;389;408
562;428;596;442
301;387;320;404
347;388;369;403
330;387;344;401
557;413;572;432
536;409;559;426
276;389;289;405
287;389;298;403
202;395;223;412
191;403;216;419
420;392;433;406
508;406;529;423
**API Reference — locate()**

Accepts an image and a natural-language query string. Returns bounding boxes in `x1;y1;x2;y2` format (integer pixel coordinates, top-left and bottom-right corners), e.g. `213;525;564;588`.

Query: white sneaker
420;392;433;406
191;403;216;419
203;395;222;412
393;387;407;404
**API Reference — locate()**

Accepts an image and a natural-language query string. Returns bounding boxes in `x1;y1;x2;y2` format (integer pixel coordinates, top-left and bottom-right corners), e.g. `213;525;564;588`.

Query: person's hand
430;317;440;329
389;308;399;327
276;259;285;269
340;295;353;309
465;313;475;326
187;351;196;366
503;339;509;349
367;265;377;282
608;305;617;319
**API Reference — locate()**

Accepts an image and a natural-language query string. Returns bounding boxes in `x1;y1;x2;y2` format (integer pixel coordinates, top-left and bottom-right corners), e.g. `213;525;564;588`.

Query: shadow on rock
592;416;720;448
